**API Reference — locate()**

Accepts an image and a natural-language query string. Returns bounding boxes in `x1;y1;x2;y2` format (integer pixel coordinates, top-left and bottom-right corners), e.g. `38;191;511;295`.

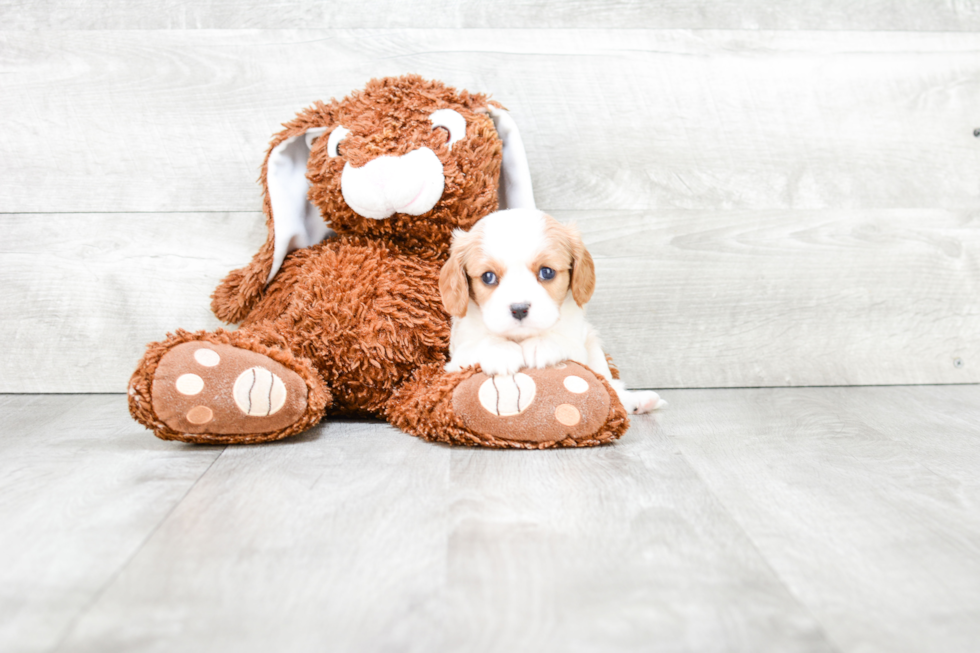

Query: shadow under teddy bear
128;75;629;448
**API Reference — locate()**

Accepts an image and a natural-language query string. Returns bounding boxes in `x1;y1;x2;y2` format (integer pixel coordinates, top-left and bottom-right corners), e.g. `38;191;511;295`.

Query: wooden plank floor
3;387;978;652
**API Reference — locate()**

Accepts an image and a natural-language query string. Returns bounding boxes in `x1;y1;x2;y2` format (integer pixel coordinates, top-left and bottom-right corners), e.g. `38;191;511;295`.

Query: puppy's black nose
510;302;530;321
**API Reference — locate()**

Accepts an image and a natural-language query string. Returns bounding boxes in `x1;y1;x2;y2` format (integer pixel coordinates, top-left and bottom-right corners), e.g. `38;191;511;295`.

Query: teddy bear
128;75;629;448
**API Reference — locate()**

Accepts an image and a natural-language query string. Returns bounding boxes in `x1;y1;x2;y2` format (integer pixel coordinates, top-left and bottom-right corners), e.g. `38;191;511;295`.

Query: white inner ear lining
266;129;333;284
485;105;536;211
430;109;466;148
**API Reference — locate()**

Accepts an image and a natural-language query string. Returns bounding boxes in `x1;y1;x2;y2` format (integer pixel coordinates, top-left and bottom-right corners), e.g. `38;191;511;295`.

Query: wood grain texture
56;409;835;652
0;212;265;393
0;394;223;653
2;0;980;30
58;420;458;653
569;208;980;389
5;388;980;652
2;29;978;391
666;384;980;653
438;440;832;653
2;30;979;214
3;208;975;392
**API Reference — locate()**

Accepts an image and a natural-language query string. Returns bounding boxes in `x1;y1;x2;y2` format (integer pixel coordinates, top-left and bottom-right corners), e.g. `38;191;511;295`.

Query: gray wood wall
2;3;979;392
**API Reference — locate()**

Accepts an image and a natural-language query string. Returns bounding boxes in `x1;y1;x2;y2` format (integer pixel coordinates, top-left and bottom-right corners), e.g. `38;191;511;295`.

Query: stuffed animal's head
261;75;535;283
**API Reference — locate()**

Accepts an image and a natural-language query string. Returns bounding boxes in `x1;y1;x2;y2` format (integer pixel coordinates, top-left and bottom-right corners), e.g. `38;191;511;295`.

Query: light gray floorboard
2;30;978;214
666;385;980;653
4;209;976;392
2;0;979;31
58;420;460;653
6;388;980;652
438;439;831;653
56;402;833;653
0;395;223;653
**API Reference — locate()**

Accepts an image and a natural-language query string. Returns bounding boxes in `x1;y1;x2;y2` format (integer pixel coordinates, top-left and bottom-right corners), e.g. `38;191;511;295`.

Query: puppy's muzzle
341;147;445;220
510;303;530;321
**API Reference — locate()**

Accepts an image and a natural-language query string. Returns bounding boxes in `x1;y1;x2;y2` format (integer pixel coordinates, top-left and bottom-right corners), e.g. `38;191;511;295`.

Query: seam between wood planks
660;425;847;653
50;446;228;653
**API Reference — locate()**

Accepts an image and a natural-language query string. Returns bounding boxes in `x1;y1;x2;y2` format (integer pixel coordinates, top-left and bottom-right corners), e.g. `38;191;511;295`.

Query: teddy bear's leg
387;362;630;449
128;325;331;444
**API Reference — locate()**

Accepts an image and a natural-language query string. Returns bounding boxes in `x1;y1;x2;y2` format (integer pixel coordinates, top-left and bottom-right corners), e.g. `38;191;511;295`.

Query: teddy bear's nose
340;147;445;220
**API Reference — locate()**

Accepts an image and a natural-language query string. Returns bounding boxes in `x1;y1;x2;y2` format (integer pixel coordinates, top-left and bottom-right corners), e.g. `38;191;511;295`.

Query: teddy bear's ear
265;126;334;284
211;123;333;324
485;105;536;211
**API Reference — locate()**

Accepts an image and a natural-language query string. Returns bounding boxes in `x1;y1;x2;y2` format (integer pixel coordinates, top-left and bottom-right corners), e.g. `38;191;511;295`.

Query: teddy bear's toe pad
453;363;611;443
151;342;308;434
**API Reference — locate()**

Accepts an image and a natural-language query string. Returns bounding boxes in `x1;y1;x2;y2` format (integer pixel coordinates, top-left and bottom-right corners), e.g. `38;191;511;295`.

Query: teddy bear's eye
481;271;498;286
327;126;350;158
538;267;556;281
429;109;466;149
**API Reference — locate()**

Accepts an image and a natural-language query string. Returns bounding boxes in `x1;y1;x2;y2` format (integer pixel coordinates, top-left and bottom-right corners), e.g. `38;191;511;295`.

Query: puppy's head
439;209;595;340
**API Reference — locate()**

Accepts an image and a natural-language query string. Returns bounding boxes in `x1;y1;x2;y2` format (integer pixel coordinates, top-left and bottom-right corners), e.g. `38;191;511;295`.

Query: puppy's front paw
478;342;527;377
620;389;667;414
520;337;568;369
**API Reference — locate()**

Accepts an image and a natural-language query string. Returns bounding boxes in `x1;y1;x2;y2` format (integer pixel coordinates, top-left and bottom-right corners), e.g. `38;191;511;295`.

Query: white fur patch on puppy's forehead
477;208;548;262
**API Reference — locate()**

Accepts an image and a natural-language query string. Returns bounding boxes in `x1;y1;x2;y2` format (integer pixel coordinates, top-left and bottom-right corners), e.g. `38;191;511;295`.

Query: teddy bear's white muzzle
341;147;445;220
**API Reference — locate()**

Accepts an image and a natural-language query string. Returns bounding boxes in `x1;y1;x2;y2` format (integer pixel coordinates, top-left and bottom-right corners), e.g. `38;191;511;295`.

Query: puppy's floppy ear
483;103;535;211
439;230;473;317
211;104;336;323
568;227;596;307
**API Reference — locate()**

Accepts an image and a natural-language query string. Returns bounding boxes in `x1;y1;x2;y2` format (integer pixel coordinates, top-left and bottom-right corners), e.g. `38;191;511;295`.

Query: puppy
439;208;664;414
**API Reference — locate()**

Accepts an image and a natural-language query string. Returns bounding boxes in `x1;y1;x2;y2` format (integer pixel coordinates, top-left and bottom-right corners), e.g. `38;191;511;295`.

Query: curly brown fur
211;75;500;323
606;353;621;380
387;363;629;449
128;328;331;444
241;236;452;416
137;75;630;448
205;76;502;422
308;77;501;252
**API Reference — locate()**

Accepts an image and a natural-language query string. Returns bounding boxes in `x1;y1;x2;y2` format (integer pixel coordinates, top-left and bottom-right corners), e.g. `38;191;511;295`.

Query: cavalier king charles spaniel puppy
439;208;664;414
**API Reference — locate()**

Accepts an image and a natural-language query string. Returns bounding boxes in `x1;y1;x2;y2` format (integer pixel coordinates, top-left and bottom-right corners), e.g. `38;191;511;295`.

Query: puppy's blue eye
538;267;556;281
481;271;498;286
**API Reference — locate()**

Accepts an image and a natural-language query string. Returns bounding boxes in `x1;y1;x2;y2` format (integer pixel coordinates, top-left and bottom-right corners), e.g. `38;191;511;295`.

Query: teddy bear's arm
210;224;276;324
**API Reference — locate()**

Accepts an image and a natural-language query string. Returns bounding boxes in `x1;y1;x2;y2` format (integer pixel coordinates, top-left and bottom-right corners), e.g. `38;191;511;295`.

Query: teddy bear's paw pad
476;373;537;416
151;342;308;435
453;362;611;443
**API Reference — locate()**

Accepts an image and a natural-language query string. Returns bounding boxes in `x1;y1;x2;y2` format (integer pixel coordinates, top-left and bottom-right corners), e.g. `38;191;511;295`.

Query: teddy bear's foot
151;341;310;434
452;363;629;446
388;362;629;448
129;331;330;444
